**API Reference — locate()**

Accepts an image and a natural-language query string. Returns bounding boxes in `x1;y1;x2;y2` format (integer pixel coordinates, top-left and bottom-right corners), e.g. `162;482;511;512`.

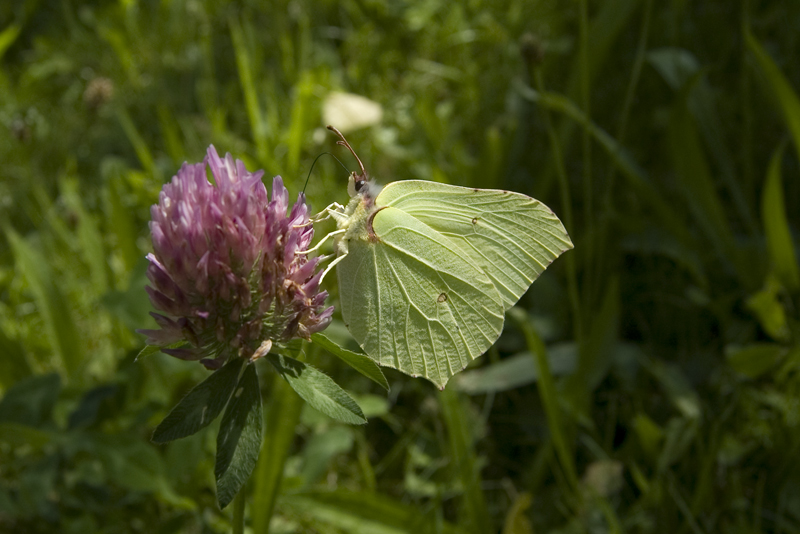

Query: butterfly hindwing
337;206;505;388
375;181;574;309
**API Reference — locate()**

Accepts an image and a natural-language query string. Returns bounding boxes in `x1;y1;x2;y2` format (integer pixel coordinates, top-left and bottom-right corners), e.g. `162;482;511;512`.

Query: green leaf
747;275;791;341
136;340;190;362
267;353;367;425
136;345;161;360
502;492;534;534
453;346;577;395
0;24;20;61
726;344;786;379
152;358;244;443
311;333;389;390
215;363;263;509
274;338;304;359
762;144;800;291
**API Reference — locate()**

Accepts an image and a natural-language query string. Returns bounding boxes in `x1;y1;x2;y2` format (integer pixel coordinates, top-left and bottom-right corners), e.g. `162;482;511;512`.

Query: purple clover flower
138;146;333;369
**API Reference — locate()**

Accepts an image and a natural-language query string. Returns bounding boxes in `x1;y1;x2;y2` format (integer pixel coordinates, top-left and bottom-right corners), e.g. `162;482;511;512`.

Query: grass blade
668;100;748;284
440;387;491;534
519;83;695;247
116;107;155;176
229;14;273;170
4;227;84;378
508;307;578;493
746;29;800;160
280;489;468;534
251;371;305;534
762;144;800;290
0;24;21;61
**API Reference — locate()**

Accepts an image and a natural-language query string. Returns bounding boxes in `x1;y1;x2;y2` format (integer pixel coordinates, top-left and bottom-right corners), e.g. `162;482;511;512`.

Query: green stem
578;0;592;301
251;351;307;533
440;387;491;534
534;69;583;344
604;0;653;203
232;485;246;534
509;308;579;493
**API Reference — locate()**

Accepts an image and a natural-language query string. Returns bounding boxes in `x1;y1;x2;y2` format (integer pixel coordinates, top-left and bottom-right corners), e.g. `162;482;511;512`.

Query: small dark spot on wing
437;293;448;303
471;217;479;225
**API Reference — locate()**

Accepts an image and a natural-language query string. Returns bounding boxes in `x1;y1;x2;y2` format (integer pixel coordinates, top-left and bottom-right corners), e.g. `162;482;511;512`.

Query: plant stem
440;387;491;534
534;68;583;344
509;308;579;493
251;345;309;533
233;484;246;534
578;0;593;305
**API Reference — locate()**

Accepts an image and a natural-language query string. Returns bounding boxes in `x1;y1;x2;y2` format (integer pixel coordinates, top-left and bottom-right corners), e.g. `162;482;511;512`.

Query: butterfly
320;126;573;388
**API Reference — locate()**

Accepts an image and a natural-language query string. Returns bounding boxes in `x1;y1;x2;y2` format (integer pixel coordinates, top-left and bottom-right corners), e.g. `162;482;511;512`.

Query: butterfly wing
375;181;573;309
337;206;505;388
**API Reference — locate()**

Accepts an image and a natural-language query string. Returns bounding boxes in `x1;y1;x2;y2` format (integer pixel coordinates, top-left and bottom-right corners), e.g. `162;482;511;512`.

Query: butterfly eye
354;179;367;192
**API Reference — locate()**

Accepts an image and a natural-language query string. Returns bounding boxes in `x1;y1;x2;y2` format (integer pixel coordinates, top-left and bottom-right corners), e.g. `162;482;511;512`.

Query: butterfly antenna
303;152;351;194
326;125;367;179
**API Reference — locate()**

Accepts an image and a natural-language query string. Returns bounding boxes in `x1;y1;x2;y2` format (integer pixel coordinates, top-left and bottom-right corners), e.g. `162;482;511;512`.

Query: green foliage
311;333;389;391
215;364;262;509
152;357;243;444
267;353;367;426
1;0;800;533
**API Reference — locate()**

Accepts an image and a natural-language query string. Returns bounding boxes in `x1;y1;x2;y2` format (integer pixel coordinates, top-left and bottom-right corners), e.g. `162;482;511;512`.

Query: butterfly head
347;171;369;197
327;125;378;202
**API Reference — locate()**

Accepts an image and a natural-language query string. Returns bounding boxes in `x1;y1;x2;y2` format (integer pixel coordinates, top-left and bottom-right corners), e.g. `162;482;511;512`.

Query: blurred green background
1;0;799;532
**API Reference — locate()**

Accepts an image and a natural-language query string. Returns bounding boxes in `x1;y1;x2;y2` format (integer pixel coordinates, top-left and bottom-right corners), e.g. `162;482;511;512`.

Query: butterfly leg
306;202;345;224
297;228;345;255
326;206;351;226
317;252;347;285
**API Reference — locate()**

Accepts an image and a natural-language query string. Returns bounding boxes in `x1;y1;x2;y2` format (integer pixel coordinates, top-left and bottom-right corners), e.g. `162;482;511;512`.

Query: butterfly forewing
375;181;574;309
337;206;505;388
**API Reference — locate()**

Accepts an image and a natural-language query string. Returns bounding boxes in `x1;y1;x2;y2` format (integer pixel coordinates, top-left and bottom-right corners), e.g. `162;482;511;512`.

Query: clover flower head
138;146;333;368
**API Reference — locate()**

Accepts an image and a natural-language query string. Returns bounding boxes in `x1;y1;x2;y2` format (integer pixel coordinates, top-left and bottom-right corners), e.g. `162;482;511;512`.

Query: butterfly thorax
334;178;382;256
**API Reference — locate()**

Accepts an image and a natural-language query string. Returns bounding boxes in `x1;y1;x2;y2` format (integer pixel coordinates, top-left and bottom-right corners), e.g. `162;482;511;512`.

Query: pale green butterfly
318;126;573;388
